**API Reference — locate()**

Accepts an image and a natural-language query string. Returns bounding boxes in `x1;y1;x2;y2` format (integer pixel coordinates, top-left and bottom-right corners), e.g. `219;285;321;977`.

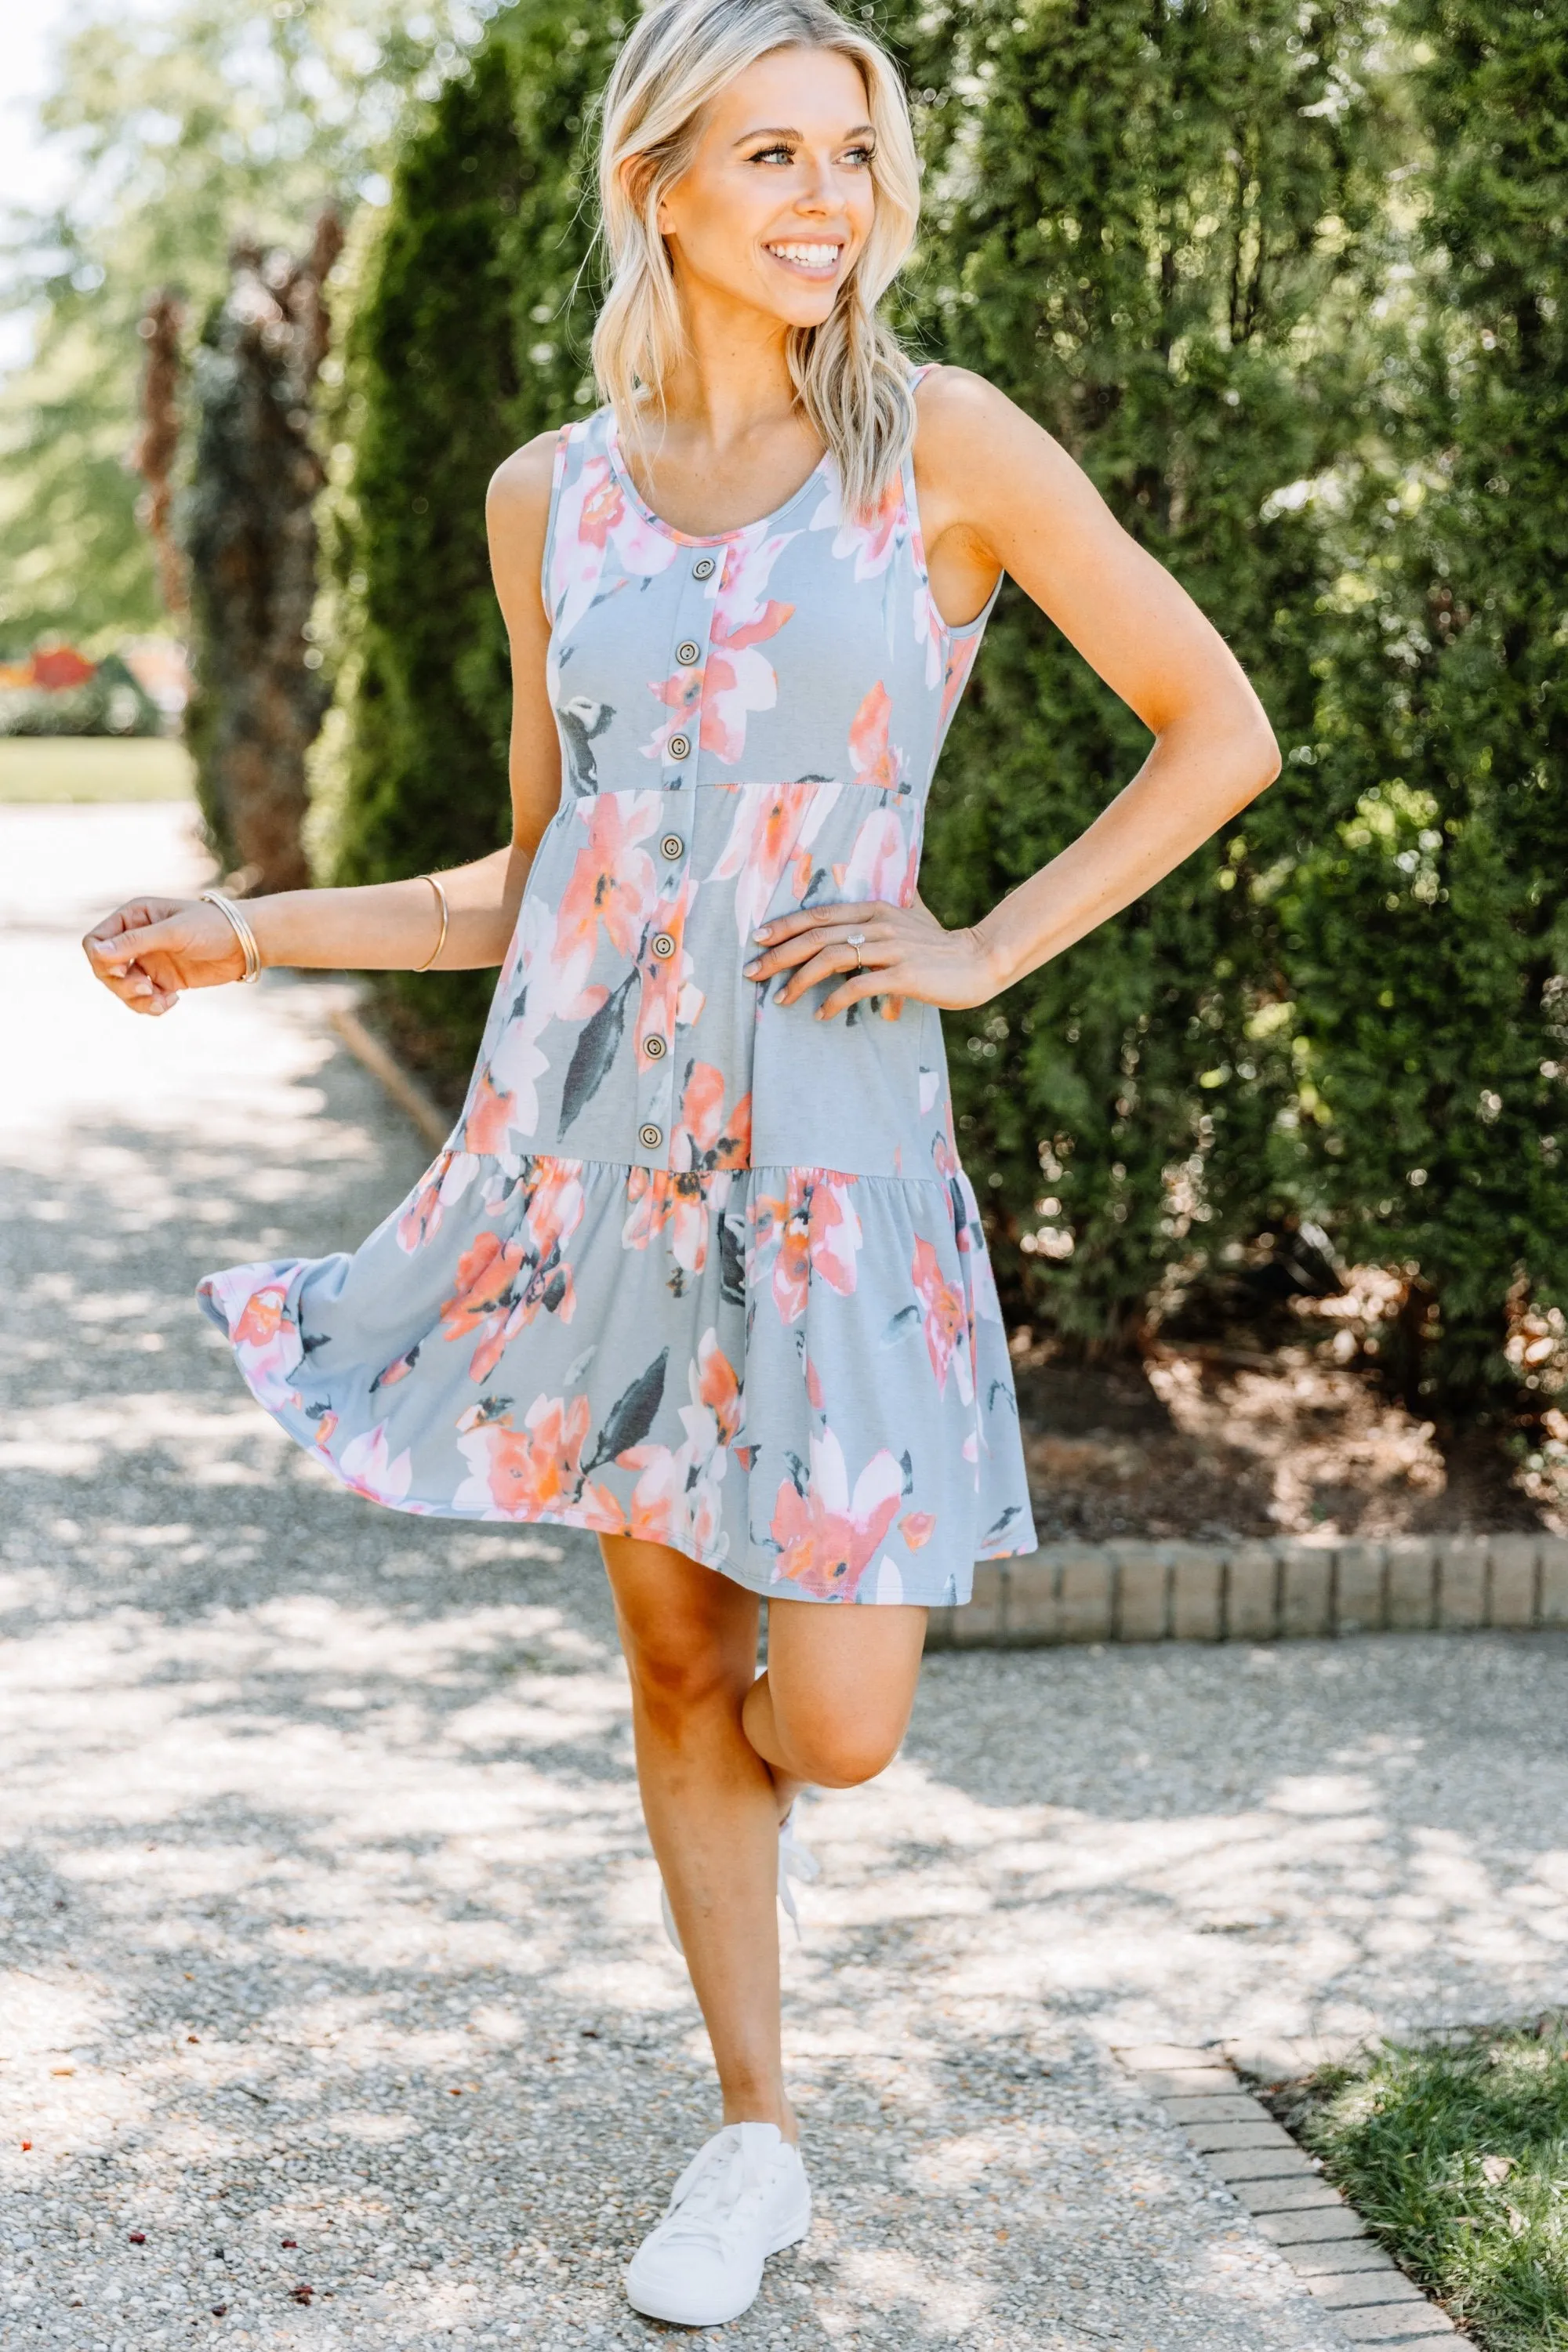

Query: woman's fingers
82;898;245;1008
744;901;891;976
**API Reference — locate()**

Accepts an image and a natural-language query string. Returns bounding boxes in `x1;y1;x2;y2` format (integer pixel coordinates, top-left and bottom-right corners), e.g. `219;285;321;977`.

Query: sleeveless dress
198;378;1038;1606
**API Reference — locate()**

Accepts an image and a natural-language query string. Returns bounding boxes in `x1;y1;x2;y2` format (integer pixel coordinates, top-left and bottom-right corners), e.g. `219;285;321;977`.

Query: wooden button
652;932;676;959
638;1123;662;1150
660;833;684;860
676;641;700;666
667;733;691;761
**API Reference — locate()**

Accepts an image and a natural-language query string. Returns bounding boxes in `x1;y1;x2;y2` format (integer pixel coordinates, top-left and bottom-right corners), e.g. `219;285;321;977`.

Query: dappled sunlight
8;806;1568;2347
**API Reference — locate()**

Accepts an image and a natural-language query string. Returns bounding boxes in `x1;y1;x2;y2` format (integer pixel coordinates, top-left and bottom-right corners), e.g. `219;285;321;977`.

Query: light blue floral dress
199;374;1038;1604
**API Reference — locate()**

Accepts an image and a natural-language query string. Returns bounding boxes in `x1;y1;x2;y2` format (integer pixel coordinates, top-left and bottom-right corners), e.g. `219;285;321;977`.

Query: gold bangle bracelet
200;889;262;983
414;873;449;973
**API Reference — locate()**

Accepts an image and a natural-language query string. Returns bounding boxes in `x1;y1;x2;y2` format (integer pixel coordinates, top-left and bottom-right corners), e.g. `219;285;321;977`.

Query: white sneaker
660;1802;819;1955
624;2121;811;2325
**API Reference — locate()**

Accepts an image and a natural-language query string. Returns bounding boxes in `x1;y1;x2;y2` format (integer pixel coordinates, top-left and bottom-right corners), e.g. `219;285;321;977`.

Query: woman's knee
770;1704;906;1789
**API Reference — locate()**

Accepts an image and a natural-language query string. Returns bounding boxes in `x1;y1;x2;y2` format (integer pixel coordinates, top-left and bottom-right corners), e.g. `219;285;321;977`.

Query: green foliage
324;0;1568;1427
878;0;1398;1341
323;1;623;1073
0;0;470;652
1274;0;1568;1415
1284;2027;1568;2350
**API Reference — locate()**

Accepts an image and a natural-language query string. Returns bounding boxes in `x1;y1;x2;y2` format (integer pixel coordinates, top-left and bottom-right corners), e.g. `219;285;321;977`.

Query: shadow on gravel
8;1071;1568;2346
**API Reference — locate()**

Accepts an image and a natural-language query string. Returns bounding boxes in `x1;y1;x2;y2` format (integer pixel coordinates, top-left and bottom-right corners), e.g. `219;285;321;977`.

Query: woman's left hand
743;898;1000;1020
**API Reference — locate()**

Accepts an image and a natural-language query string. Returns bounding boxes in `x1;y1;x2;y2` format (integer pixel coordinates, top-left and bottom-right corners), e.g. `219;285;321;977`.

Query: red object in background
29;646;96;691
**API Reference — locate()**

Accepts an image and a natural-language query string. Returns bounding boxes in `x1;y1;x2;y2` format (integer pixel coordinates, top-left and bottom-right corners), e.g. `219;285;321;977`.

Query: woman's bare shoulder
910;364;1044;468
487;426;564;525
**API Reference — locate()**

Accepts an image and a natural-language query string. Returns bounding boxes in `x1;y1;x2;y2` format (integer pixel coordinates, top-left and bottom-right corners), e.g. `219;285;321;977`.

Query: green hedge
321;0;1568;1424
325;8;622;1080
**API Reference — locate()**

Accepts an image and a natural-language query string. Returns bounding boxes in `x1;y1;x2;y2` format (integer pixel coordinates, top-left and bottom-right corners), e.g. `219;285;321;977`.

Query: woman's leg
601;1533;798;2139
742;1593;929;1789
601;1537;930;2140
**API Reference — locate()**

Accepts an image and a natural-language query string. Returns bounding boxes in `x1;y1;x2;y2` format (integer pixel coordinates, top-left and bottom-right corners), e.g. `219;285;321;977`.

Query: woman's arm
744;365;1282;1019
83;428;564;1014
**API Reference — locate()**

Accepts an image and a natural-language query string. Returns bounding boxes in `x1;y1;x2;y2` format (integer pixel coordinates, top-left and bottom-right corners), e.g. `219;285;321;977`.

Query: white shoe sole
623;2186;811;2325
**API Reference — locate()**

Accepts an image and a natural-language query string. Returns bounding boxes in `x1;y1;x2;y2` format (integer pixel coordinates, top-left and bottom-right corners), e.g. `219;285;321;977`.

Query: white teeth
768;242;840;269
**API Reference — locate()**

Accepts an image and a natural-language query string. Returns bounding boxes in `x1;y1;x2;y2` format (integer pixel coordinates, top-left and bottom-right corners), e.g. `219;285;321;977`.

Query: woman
85;0;1279;2326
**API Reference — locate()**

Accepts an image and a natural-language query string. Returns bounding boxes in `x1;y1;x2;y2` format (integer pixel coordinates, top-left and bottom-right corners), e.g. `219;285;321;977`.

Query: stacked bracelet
200;890;263;983
413;873;450;972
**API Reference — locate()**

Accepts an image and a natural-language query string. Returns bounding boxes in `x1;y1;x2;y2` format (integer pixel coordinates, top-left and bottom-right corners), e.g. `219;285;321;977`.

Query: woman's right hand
82;896;250;1014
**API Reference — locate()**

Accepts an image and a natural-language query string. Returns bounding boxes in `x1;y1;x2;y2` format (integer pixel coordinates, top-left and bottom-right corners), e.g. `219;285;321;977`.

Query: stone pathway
5;804;1568;2351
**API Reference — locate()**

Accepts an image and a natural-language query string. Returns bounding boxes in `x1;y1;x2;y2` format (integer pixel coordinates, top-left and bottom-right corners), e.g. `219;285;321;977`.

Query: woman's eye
750;143;794;165
844;145;876;166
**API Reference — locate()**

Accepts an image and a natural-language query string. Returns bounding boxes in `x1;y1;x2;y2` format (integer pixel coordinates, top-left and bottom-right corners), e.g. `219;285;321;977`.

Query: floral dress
198;376;1038;1606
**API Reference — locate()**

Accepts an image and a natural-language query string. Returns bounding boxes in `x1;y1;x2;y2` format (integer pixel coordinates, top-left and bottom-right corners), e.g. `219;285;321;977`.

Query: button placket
662;550;720;783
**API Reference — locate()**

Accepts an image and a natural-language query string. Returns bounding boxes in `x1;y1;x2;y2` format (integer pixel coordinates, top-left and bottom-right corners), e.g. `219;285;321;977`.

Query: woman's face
653;45;878;332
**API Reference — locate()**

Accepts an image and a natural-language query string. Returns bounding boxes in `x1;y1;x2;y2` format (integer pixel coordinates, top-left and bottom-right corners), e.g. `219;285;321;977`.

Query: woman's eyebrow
732;122;877;145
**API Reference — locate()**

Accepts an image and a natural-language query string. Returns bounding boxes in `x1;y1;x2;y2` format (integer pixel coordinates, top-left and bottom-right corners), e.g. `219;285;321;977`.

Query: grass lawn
0;737;194;802
1269;2026;1568;2351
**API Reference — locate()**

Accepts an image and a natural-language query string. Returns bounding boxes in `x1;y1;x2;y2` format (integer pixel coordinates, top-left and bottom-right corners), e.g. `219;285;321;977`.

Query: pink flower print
693;1327;742;1450
445;1162;584;1383
710;779;842;942
552;793;660;993
441;1232;526;1346
337;1422;413;1508
769;1429;903;1602
912;1233;972;1403
673;1061;751;1174
837;804;916;907
549;448;677;641
810;468;902;580
623;1068;750;1278
750;1170;862;1326
694;529;796;763
847;683;906;795
463;1065;514;1156
633;878;700;1065
899;1508;937;1551
397;1149;481;1255
454;1392;625;1532
201;1266;303;1410
619;1330;739;1558
938;633;982;735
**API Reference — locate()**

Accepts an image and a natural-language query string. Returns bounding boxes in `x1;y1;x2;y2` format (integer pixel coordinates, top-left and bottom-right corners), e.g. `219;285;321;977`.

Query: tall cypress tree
882;0;1394;1345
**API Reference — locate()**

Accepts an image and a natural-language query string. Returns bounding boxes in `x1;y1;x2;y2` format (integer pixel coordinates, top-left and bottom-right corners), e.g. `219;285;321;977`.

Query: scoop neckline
604;414;833;546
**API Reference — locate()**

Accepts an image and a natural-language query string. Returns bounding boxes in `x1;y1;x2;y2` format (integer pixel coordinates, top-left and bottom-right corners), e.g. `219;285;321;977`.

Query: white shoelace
656;2128;778;2256
775;1803;820;1940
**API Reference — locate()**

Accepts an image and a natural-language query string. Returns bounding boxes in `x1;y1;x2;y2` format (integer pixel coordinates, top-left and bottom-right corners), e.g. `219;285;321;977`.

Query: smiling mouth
764;241;844;279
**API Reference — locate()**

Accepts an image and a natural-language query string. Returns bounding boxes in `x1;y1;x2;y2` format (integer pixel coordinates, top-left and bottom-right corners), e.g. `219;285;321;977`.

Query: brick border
330;1007;1568;1661
926;1534;1568;1650
1114;2043;1472;2347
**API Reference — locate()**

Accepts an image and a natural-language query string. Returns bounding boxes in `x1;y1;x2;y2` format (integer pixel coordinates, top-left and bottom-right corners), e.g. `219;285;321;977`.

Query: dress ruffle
198;1148;1032;1605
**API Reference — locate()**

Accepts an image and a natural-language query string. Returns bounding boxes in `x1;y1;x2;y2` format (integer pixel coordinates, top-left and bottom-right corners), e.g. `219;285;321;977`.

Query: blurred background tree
0;0;481;655
182;214;343;888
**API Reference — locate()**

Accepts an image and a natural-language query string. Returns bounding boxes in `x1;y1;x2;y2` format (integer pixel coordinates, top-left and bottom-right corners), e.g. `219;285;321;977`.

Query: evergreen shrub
325;7;624;1082
882;0;1396;1345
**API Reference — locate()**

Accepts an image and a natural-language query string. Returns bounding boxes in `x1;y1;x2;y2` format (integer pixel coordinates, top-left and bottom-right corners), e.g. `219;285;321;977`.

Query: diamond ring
846;929;867;972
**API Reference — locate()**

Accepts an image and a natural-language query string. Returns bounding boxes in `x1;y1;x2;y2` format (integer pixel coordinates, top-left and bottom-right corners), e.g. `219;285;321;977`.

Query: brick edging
1114;2042;1472;2346
925;1533;1568;1649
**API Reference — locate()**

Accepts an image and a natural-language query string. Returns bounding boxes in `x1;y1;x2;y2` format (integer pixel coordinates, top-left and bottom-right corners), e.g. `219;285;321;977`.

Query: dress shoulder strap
539;419;577;612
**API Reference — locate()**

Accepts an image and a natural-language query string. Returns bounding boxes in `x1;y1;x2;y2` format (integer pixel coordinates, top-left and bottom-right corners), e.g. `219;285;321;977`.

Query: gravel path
5;805;1568;2352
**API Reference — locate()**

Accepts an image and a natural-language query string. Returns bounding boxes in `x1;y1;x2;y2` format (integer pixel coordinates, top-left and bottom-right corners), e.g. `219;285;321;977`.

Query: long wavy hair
590;0;922;520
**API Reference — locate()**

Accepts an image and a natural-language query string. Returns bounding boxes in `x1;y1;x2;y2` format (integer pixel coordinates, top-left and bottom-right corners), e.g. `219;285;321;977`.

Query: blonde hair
590;0;922;520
